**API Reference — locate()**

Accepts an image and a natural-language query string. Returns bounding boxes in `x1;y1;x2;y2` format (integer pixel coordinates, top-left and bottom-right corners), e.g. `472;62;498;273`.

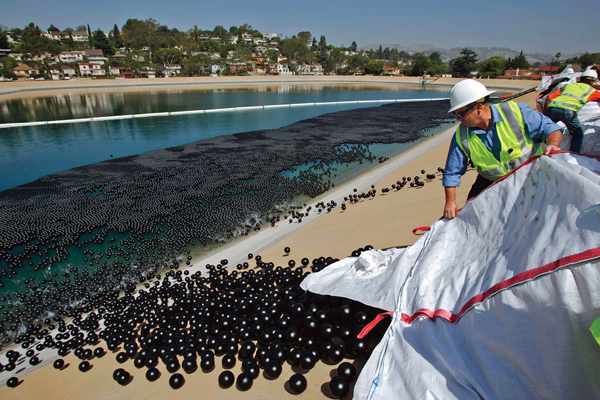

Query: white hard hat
448;79;496;113
563;67;575;74
581;69;598;79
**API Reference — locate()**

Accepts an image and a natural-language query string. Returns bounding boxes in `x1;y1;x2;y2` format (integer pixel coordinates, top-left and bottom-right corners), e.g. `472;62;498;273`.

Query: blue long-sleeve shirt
442;102;562;187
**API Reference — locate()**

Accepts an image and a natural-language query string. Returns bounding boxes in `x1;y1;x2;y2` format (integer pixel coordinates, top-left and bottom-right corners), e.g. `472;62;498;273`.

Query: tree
478;56;506;78
17;22;56;59
92;30;114;55
0;30;9;49
154;48;182;75
279;37;311;63
48;24;59;32
297;31;312;45
122;18;160;57
506;50;530;69
0;56;18;79
365;60;384;75
112;24;124;48
350;41;357;52
450;48;478;77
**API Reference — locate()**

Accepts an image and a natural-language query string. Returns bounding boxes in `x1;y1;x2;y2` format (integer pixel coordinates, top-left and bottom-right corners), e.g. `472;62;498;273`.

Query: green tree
350;41;357;52
450;48;478;77
122;18;160;53
365;60;384;75
506;50;530;69
409;54;430;76
48;24;59;32
92;30;114;55
112;24;124;48
347;54;369;73
279;37;311;63
0;30;9;49
0;56;18;79
17;22;57;59
478;56;506;78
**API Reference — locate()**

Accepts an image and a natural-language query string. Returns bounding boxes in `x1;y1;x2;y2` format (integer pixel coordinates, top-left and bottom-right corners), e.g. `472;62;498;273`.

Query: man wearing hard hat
544;68;600;153
443;79;563;219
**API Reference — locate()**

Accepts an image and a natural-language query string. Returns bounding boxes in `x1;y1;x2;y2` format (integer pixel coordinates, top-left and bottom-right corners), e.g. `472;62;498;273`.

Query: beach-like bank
0;77;540;398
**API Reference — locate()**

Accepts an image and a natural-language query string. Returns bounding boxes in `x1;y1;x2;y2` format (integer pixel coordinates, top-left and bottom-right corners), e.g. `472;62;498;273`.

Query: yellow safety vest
455;101;542;181
547;82;595;113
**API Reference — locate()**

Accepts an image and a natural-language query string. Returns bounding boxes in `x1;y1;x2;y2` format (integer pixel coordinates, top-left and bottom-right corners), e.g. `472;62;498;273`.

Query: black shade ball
288;373;307;394
78;360;92;372
53;358;65;369
146;367;161;382
337;362;357;381
116;370;131;385
218;370;235;389
236;372;253;391
222;353;236;369
264;360;282;379
200;357;215;372
169;373;185;389
6;377;20;388
329;376;350;398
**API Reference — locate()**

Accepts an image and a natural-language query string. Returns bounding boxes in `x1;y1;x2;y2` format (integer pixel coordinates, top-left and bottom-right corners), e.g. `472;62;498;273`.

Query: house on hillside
79;63;106;77
71;31;89;42
85;49;107;64
61;64;76;77
59;51;85;63
109;66;133;78
13;64;39;80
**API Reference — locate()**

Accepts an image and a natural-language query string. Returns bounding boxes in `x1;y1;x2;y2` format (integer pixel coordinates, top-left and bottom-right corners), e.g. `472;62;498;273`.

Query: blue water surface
0;84;450;191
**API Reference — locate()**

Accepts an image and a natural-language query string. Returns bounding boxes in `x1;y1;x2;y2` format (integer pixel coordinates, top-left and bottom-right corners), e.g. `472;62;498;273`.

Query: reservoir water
0;83;450;191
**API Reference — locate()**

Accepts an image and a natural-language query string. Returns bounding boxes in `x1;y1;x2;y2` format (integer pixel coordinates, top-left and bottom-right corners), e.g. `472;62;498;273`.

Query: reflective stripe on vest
548;83;595;112
456;102;542;181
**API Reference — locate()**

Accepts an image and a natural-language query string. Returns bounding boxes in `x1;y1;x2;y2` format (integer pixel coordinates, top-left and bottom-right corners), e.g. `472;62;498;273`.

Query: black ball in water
218;370;235;389
169;373;185;389
116;352;128;364
288;373;307;394
146;367;161;382
329;376;350;398
236;371;253;391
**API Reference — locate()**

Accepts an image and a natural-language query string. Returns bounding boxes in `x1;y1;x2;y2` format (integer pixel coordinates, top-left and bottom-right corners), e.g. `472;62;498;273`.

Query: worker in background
544;69;600;152
443;79;563;219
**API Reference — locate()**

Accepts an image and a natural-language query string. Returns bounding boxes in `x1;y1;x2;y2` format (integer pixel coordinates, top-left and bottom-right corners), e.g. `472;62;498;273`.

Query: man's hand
544;144;561;155
444;200;458;219
544;130;562;155
444;186;458;219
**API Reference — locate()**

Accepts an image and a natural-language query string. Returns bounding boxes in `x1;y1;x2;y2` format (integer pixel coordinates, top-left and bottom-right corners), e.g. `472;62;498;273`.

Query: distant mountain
361;43;581;65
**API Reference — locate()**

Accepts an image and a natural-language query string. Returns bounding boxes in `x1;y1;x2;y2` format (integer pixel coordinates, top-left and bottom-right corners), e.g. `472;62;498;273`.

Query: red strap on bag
357;311;393;339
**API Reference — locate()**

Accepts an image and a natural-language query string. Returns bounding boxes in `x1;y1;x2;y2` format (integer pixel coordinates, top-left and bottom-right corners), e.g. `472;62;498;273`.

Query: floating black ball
236;371;253;391
53;358;65;369
29;356;40;365
94;347;105;358
166;358;180;373
6;377;19;388
169;373;185;389
284;247;291;254
298;351;316;370
288;373;307;394
329;376;350;398
146;367;161;382
218;370;235;389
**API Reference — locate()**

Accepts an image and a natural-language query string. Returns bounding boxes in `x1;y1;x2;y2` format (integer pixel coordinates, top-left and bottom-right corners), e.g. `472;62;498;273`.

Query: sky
1;0;598;56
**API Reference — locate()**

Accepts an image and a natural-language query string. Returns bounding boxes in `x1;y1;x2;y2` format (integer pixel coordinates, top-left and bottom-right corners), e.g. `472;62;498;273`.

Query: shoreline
0;75;538;100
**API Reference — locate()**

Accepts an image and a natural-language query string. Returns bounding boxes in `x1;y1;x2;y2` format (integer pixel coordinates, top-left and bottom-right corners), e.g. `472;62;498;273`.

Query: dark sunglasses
453;103;477;119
